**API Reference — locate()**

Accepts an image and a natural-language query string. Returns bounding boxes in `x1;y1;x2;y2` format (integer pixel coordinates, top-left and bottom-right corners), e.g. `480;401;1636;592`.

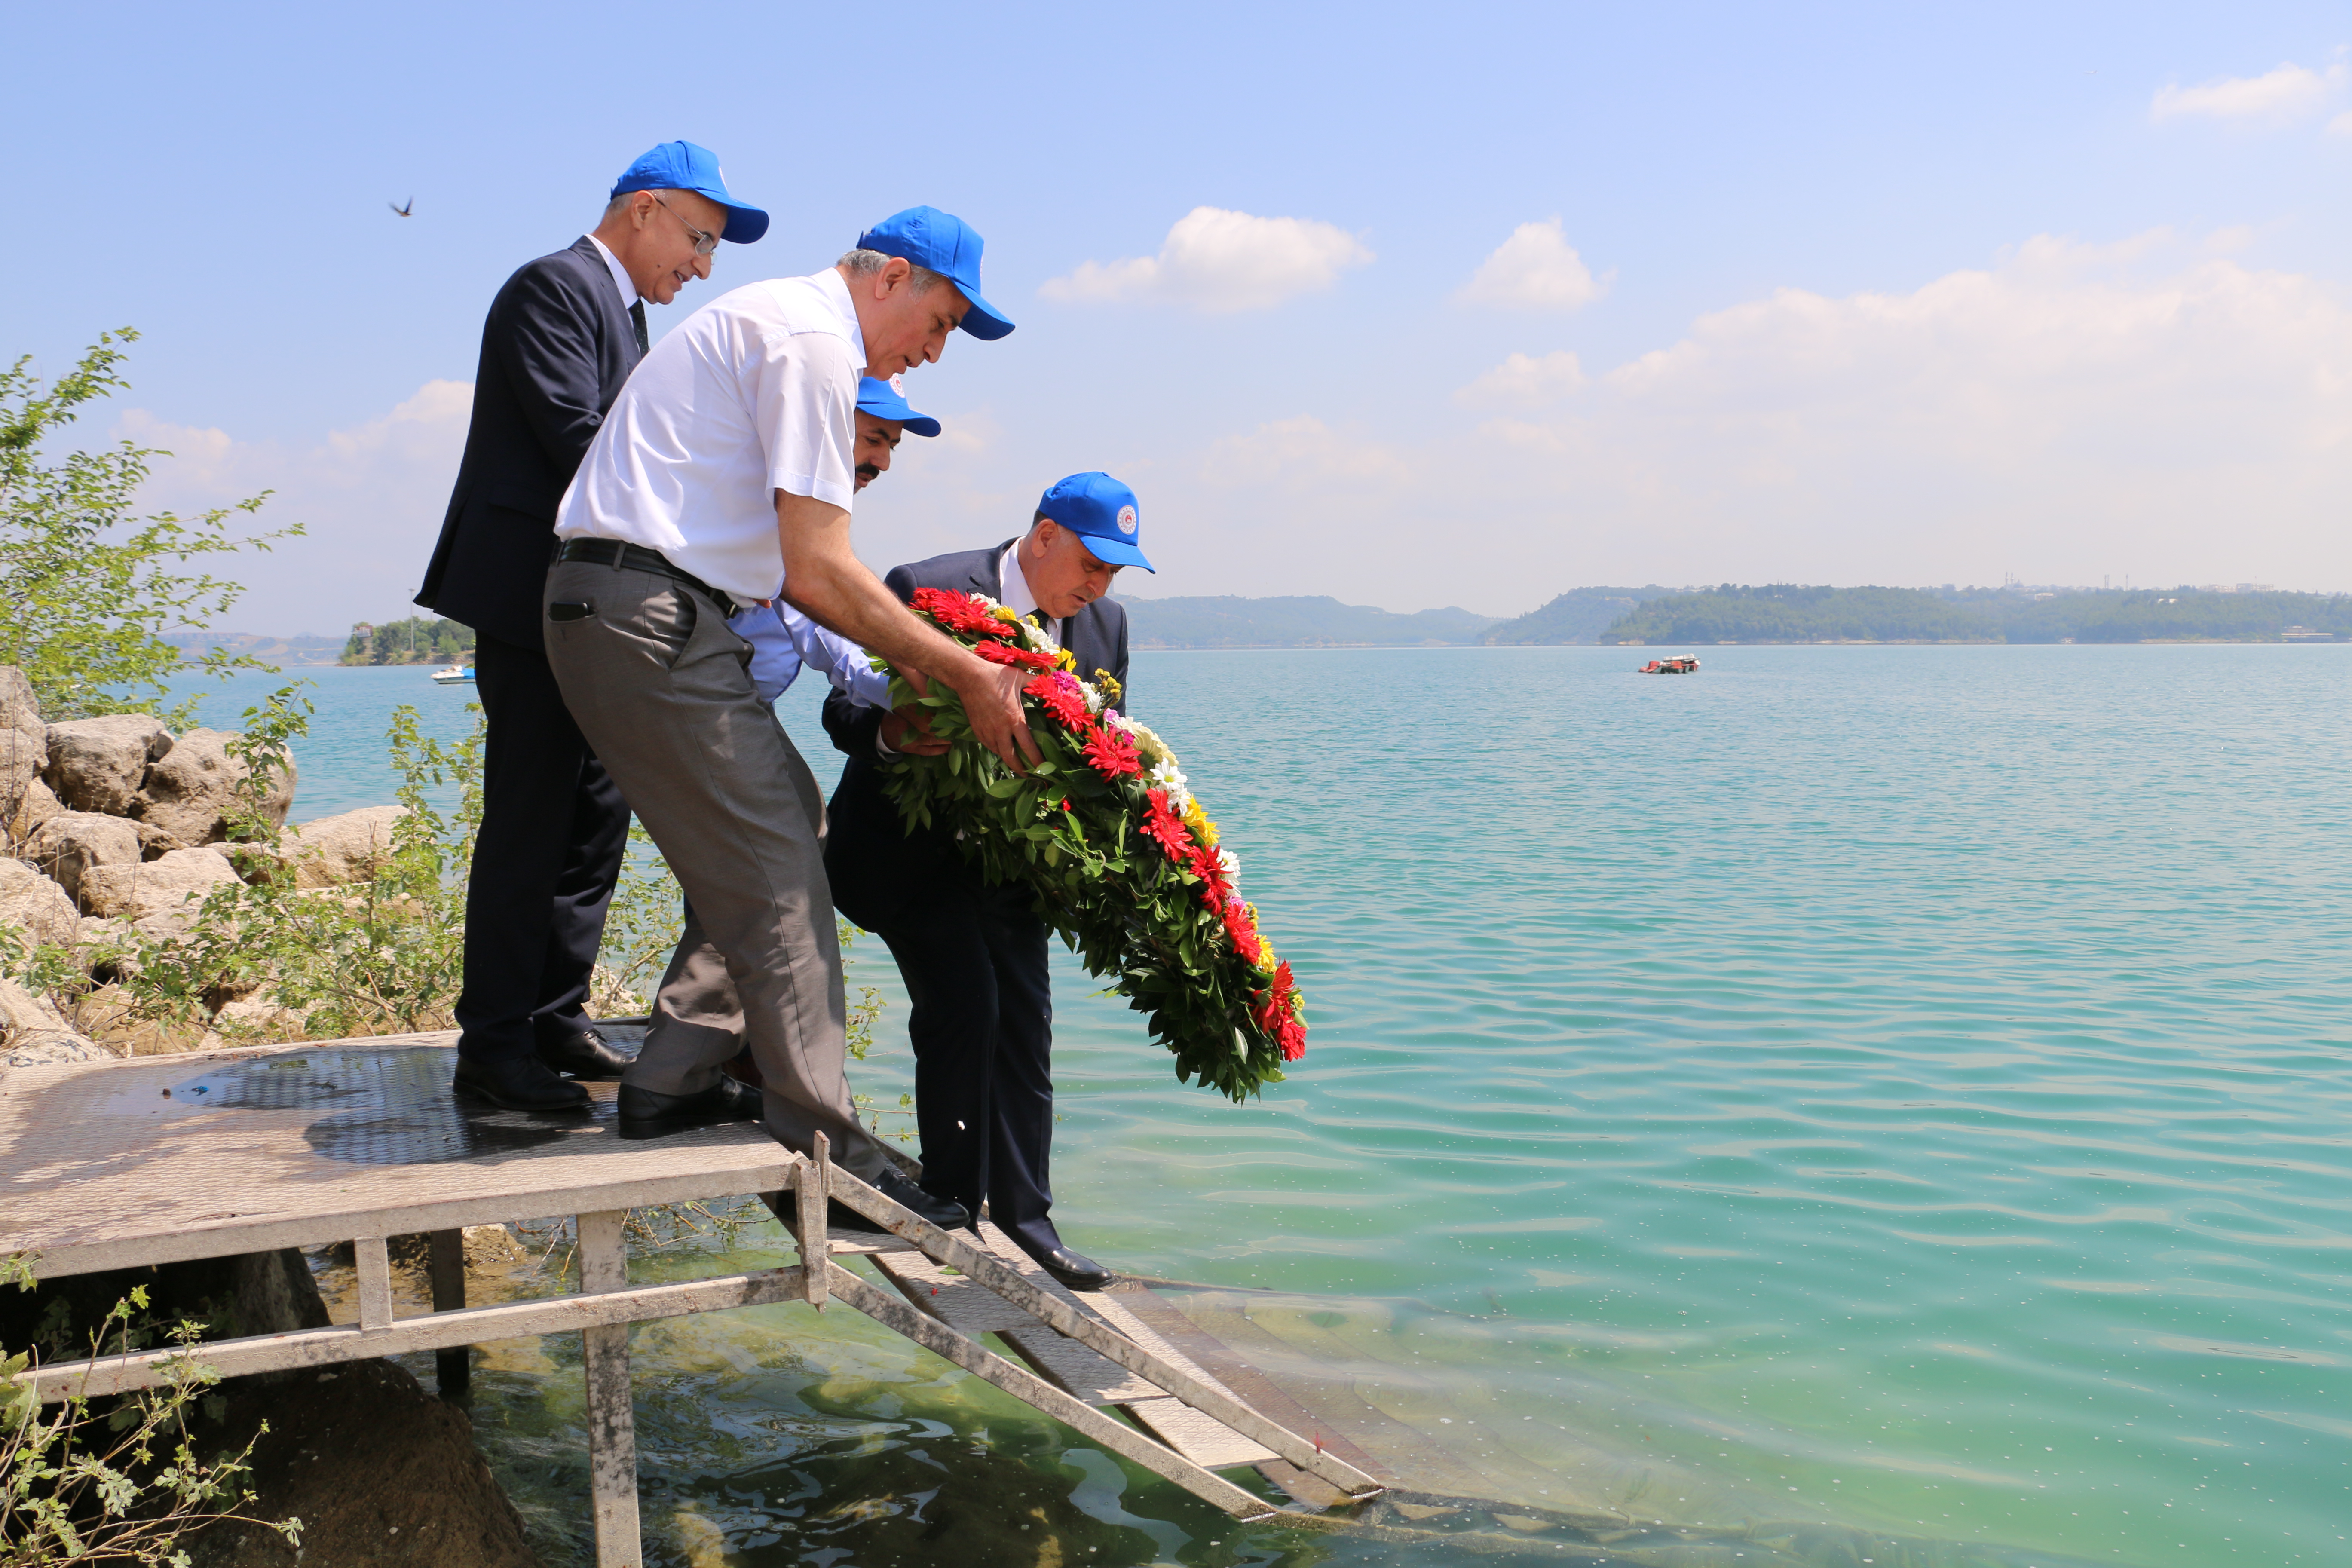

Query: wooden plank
16;1264;807;1402
823;1166;1385;1500
1121;1398;1280;1468
797;1135;828;1311
872;1246;1062;1335
824;1263;1277;1522
428;1228;468;1396
354;1236;393;1330
578;1211;640;1568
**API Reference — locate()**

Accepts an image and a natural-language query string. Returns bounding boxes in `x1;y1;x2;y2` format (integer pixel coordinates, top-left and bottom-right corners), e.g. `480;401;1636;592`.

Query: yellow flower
1182;799;1218;847
1056;646;1077;671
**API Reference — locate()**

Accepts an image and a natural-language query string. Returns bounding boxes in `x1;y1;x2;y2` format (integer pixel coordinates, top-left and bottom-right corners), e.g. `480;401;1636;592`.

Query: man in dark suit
822;474;1150;1289
415;141;770;1111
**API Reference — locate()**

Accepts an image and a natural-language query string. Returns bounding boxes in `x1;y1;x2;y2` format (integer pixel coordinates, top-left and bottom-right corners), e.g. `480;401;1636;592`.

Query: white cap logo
888;373;907;395
1116;504;1138;535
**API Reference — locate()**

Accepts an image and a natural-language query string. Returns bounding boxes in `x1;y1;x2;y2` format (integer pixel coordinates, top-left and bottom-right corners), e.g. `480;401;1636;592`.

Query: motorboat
430;665;476;686
1638;656;1700;674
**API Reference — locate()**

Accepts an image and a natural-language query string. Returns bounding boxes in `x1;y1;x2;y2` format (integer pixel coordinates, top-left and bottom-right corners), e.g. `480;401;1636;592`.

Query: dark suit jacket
414;236;641;649
822;542;1131;913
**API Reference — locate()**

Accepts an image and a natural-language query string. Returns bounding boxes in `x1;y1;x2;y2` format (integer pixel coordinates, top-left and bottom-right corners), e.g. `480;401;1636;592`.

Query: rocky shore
1;665;407;1064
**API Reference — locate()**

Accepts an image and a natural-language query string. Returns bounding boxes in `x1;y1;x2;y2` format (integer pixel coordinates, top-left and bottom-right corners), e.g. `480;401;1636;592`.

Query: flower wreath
864;588;1305;1099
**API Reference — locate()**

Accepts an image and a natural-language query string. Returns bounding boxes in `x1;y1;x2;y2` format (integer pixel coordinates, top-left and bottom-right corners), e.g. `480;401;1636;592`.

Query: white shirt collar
586;234;638;311
812;266;869;375
998;540;1042;622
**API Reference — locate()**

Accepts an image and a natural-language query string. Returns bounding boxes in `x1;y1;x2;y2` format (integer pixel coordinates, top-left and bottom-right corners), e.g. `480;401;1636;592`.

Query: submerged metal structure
0;1031;1381;1565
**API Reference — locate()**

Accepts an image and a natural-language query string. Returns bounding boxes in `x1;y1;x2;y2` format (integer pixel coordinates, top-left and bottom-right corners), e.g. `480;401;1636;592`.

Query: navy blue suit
822;543;1130;1253
415;237;641;1063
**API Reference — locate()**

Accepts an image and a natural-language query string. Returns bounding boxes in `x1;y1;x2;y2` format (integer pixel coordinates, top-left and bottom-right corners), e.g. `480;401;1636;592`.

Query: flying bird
389;197;414;217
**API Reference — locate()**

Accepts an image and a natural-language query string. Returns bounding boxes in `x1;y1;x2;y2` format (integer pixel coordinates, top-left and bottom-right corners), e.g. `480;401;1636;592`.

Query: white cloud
2331;109;2352;135
1456;220;1608;311
1040;207;1373;312
121;381;474;632
1455;350;1589;407
1145;235;2352;610
2150;60;2345;122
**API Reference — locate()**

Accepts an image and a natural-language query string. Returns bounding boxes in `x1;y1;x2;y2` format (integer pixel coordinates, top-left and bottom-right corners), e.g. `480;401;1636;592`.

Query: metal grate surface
0;1031;792;1274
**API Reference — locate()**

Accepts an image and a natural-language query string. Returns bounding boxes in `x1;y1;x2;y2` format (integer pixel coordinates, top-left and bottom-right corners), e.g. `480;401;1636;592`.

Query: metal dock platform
0;1030;1382;1565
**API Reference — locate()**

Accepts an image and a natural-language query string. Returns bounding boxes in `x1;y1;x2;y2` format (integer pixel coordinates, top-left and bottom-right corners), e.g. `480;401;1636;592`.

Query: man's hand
941;657;1041;772
880;703;949;756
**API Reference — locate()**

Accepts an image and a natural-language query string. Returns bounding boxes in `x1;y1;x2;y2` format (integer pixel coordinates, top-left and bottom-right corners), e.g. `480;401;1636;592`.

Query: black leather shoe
1025;1244;1116;1292
827;1168;970;1235
453;1054;590;1112
616;1077;763;1141
537;1025;631;1080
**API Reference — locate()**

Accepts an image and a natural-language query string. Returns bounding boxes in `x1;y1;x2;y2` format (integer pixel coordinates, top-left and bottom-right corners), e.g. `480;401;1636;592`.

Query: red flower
1253;961;1305;1060
1082;726;1142;780
1222;900;1264;964
1024;671;1093;732
1140;787;1193;861
976;640;1057;671
911;586;1016;640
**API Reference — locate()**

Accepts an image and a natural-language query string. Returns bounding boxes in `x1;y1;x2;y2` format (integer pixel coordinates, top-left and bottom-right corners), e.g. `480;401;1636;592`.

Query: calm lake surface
178;645;2351;1566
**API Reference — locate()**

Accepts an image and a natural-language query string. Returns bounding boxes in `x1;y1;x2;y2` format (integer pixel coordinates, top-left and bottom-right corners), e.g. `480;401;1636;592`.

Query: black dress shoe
536;1025;632;1080
616;1077;763;1141
453;1054;590;1112
1024;1244;1116;1292
826;1168;970;1235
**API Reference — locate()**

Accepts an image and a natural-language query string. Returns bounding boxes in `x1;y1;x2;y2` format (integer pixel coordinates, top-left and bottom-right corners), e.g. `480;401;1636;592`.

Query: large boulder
44;713;174;816
6;777;65;846
0;856;80;950
133;727;297;845
0;668;46;836
282;804;407;887
0;977;111;1071
23;811;144;907
77;845;243;942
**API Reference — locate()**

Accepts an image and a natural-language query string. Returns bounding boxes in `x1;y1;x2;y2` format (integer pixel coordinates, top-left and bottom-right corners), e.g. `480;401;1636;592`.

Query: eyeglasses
652;194;720;256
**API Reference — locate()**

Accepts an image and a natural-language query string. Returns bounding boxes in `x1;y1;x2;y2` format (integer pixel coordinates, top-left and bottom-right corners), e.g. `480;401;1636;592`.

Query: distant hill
162;630;346;666
1479;587;1681;644
1601;585;1995;644
1124;595;1505;649
1593;585;2352;645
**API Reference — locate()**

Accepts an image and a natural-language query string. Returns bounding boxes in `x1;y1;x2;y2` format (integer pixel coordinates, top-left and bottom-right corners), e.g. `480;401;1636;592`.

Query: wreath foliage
870;589;1305;1100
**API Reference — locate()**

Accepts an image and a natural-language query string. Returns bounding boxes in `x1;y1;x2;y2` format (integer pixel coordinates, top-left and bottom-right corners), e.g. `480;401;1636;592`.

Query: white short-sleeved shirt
730;601;889;708
555;269;867;599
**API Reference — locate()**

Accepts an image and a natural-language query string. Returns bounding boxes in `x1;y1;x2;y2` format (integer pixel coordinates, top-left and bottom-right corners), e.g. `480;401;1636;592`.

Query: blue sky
6;2;2349;631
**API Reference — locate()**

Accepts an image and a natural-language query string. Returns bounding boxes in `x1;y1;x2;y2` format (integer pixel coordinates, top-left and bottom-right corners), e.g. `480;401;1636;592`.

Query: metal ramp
0;1032;1382;1567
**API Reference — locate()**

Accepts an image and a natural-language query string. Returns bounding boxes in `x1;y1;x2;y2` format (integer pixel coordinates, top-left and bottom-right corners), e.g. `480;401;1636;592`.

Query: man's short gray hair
603;189;660;222
837;248;946;292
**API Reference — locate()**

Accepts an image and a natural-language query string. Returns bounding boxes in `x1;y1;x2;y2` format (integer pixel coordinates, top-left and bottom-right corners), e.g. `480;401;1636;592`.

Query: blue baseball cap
856;206;1015;340
611;141;769;244
857;375;940;438
1037;472;1153;571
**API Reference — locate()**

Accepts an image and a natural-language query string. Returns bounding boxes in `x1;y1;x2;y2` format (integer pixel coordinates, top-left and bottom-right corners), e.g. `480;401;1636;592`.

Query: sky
5;1;2349;632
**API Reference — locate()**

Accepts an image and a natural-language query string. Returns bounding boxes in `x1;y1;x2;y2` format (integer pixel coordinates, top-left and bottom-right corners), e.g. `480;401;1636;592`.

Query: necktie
629;300;649;356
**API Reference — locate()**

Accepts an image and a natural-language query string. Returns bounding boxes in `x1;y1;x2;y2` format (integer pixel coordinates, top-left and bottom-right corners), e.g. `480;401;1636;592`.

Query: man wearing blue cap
543;209;1023;1228
416;141;767;1113
821;473;1151;1289
615;375;941;1140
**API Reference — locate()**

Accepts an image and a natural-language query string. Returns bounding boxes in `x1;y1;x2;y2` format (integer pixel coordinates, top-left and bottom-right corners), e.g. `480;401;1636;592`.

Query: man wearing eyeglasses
416;141;769;1113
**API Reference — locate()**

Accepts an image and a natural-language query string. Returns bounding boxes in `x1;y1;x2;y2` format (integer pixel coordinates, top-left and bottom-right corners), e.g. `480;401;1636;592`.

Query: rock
76;845;243;941
0;856;80;950
0;977;113;1071
44;713;174;816
132;820;188;860
132;727;296;846
23;811;144;907
208;993;306;1043
6;776;65;846
0;668;46;833
282;804;407;887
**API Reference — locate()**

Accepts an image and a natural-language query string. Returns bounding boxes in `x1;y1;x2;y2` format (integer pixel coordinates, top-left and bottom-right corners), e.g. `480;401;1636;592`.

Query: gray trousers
542;558;891;1181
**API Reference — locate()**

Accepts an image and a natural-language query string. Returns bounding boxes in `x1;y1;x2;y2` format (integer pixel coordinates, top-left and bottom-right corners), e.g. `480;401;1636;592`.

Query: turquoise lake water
175;646;2350;1566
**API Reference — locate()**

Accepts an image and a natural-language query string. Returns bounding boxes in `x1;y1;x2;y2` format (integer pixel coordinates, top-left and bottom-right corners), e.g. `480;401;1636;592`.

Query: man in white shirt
544;208;1026;1229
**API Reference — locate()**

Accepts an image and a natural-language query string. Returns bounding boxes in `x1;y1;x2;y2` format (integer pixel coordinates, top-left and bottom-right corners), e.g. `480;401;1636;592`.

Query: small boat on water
430;664;476;686
1638;656;1700;674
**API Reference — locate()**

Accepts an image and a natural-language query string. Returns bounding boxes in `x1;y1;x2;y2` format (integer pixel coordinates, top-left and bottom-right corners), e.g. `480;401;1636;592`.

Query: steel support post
577;1210;640;1568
